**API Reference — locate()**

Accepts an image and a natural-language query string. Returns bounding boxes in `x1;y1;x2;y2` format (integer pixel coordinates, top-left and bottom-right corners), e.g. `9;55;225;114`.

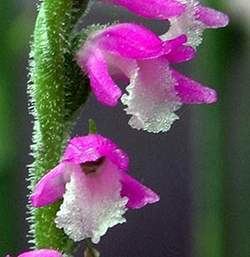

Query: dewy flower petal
63;134;129;170
84;49;122;106
196;5;229;28
7;249;63;257
30;162;75;208
172;69;217;104
104;0;185;19
78;23;170;61
77;23;218;133
120;172;160;209
31;134;159;243
166;45;196;63
162;0;229;48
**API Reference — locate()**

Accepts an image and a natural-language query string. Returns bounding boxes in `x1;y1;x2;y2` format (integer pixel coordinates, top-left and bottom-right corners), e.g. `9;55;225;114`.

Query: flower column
28;0;89;254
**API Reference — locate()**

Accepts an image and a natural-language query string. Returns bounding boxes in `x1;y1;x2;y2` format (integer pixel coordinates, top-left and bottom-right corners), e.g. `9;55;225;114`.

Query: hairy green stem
28;0;89;254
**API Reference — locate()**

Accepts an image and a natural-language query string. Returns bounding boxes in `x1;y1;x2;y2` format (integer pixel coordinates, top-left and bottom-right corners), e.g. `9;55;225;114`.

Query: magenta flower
162;0;229;48
6;249;62;257
31;134;159;243
105;0;186;19
104;0;229;48
77;23;217;133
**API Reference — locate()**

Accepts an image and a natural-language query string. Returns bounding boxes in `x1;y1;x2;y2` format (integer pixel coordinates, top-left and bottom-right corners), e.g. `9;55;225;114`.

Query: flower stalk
28;0;89;254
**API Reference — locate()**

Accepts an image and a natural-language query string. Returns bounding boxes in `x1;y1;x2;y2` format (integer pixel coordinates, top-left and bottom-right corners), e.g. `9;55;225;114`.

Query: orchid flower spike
6;249;63;257
162;0;229;48
77;23;218;133
31;134;159;244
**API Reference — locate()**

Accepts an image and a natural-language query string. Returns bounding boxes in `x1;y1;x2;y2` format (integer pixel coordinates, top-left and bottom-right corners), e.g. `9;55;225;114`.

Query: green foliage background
0;1;34;254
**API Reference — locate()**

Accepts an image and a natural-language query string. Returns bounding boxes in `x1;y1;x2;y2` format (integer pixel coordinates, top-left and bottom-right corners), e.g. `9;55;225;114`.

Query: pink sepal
120;172;160;209
196;6;229;28
167;45;196;63
173;69;217;104
85;50;122;107
63;134;129;171
30;163;75;207
96;23;170;59
163;34;187;53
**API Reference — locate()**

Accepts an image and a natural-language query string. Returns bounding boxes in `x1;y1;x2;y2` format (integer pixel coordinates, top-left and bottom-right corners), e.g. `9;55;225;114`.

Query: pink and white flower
6;249;62;257
31;134;159;243
77;23;217;133
103;0;229;48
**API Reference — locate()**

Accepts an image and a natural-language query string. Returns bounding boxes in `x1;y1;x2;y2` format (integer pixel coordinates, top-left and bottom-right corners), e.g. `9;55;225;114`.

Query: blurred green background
0;1;249;256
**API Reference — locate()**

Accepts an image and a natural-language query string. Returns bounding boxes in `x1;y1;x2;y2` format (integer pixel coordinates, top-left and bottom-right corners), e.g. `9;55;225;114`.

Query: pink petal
162;34;187;54
107;0;185;19
30;163;75;207
120;172;160;209
196;6;229;28
18;250;62;257
172;69;217;104
63;134;129;171
95;23;167;59
81;49;122;107
166;45;196;63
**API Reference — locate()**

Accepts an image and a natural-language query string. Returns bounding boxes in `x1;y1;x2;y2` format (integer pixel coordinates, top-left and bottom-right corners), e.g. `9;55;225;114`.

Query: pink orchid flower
77;23;217;133
31;134;159;244
104;0;229;48
6;249;62;257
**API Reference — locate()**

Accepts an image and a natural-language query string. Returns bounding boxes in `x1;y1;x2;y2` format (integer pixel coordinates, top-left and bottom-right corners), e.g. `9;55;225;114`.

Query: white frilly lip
162;0;204;48
121;57;181;133
55;160;128;244
162;0;229;48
